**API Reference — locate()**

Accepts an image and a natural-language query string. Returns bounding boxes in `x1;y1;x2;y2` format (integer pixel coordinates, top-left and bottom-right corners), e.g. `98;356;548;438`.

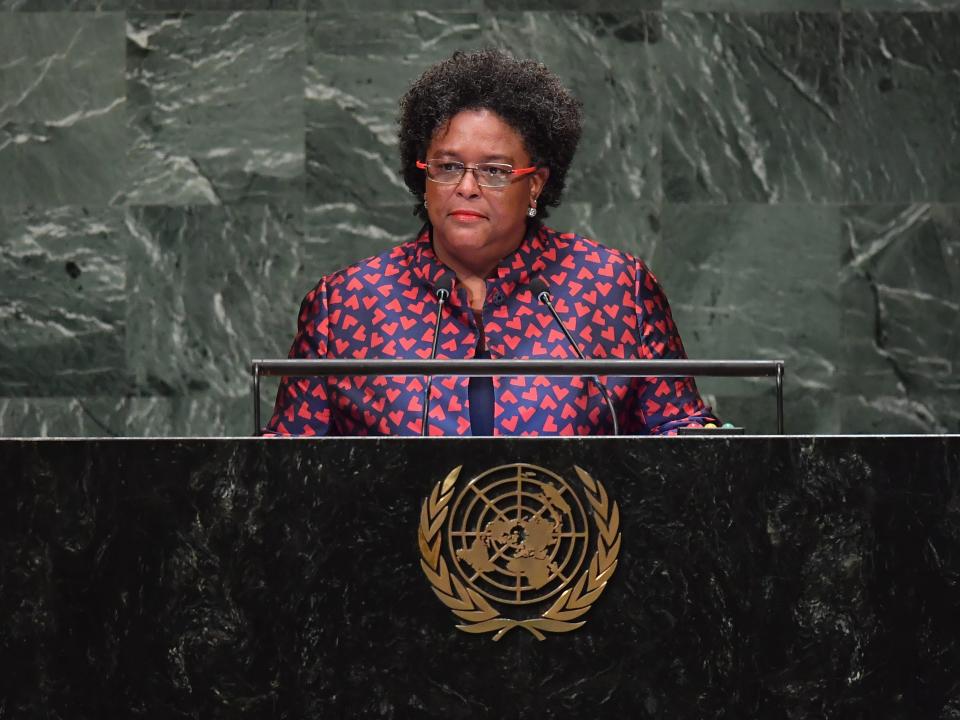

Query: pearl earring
424;199;428;209
527;206;537;218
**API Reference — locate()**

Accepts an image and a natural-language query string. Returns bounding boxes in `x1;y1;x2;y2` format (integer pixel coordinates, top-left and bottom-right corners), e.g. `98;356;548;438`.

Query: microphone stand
535;286;620;436
421;284;450;436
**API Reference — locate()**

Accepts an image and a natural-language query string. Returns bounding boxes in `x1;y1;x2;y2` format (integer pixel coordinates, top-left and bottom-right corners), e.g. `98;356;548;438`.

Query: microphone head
433;269;455;301
529;276;550;303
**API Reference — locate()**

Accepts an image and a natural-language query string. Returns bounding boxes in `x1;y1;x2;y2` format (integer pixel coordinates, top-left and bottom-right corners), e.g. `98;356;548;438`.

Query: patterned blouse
266;224;716;436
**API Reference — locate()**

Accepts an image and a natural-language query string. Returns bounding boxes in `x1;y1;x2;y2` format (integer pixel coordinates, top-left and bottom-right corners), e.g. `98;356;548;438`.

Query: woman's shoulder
302;235;421;302
539;224;646;274
537;225;670;311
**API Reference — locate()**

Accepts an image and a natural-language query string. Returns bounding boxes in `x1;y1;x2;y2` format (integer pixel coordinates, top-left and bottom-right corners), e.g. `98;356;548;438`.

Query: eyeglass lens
427;161;514;187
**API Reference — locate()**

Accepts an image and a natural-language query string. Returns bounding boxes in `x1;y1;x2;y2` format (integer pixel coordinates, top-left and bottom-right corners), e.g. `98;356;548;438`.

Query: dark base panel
1;436;958;718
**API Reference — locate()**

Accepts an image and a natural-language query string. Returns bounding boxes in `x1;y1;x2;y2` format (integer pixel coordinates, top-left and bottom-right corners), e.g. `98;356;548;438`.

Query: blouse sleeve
626;259;718;435
263;279;333;437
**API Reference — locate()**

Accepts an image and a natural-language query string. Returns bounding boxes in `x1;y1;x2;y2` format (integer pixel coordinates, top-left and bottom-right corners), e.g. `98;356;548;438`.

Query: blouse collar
410;223;553;297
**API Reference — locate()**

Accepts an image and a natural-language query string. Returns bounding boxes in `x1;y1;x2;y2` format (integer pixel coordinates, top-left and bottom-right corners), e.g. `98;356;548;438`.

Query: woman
267;50;716;436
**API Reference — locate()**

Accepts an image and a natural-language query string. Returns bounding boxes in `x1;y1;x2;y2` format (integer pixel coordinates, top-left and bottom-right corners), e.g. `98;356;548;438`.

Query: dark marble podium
2;436;958;719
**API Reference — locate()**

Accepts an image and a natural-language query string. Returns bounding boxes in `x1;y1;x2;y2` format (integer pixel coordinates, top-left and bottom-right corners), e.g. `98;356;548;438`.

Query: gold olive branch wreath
418;465;620;641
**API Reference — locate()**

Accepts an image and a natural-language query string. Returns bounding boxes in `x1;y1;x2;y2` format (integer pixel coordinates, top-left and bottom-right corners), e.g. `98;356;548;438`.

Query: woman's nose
455;167;482;196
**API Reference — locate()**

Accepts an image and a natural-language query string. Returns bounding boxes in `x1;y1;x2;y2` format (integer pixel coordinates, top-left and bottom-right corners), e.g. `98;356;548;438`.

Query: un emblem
418;463;620;640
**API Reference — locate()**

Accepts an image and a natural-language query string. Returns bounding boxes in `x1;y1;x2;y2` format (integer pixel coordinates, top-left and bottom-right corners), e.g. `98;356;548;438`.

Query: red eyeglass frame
416;160;538;178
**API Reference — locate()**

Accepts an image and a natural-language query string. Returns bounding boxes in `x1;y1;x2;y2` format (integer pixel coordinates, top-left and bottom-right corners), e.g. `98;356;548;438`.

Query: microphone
530;277;620;436
421;270;455;436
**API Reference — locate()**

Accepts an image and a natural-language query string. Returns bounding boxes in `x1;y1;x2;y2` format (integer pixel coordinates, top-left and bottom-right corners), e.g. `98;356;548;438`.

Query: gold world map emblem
418;463;621;640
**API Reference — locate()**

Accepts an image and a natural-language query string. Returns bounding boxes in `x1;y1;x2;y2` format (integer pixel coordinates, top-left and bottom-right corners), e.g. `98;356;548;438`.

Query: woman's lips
450;210;486;222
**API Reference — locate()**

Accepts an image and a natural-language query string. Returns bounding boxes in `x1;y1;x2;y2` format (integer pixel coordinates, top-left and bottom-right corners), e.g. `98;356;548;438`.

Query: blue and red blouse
266;224;717;436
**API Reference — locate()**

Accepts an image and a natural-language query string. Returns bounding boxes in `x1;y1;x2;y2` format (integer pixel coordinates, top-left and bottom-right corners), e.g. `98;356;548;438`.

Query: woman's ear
530;166;550;204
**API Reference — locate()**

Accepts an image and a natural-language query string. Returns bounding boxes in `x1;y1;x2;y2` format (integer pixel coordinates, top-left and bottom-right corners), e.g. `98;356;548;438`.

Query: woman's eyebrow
429;150;515;163
481;154;514;163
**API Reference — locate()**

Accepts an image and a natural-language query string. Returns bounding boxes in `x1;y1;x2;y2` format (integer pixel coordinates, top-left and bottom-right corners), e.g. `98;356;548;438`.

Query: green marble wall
1;2;957;436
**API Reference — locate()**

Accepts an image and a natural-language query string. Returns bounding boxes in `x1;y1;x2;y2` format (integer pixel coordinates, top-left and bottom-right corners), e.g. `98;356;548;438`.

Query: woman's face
424;109;549;277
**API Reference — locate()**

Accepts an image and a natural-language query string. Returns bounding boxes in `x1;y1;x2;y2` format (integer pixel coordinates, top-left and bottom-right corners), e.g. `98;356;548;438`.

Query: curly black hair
398;49;583;222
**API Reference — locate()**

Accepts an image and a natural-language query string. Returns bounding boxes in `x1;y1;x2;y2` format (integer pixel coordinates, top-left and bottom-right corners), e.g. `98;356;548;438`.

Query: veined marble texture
305;0;484;9
487;13;662;208
482;0;658;14
304;202;426;277
0;0;121;8
0;8;958;436
123;203;304;434
0;0;298;7
0;389;277;436
549;200;660;261
656;204;841;434
305;11;484;207
662;12;843;203
0;202;301;437
307;12;661;210
0;13;125;206
841;12;960;202
843;1;960;8
0;395;192;436
841;205;959;433
0;206;127;397
666;0;838;8
127;0;302;8
0;397;126;435
125;12;304;206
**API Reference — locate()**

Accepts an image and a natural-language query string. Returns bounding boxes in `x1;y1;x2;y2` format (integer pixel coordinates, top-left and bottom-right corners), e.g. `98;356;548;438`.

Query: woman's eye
439;162;463;172
481;165;509;176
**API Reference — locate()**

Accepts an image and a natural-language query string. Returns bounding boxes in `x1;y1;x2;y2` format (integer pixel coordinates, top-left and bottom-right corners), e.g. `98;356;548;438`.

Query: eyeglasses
416;159;538;188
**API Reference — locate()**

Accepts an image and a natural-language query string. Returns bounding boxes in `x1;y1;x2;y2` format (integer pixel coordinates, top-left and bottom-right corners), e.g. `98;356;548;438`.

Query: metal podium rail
251;358;785;435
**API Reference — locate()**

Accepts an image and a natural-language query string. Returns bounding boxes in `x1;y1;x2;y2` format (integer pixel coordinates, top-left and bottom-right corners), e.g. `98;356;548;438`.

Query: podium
2;436;958;717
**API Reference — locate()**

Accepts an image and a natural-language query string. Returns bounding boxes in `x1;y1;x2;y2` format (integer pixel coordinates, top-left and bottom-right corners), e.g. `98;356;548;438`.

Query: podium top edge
2;434;958;442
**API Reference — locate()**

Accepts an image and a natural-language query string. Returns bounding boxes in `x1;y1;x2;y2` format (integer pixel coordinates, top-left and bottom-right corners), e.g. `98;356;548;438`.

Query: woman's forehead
427;109;530;159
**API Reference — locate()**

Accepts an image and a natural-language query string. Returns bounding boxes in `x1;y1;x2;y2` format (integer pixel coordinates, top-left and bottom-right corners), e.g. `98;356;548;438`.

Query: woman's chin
435;224;492;252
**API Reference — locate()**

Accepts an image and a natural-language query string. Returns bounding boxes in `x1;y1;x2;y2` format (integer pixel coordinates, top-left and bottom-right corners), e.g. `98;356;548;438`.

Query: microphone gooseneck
531;277;620;436
421;272;455;437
